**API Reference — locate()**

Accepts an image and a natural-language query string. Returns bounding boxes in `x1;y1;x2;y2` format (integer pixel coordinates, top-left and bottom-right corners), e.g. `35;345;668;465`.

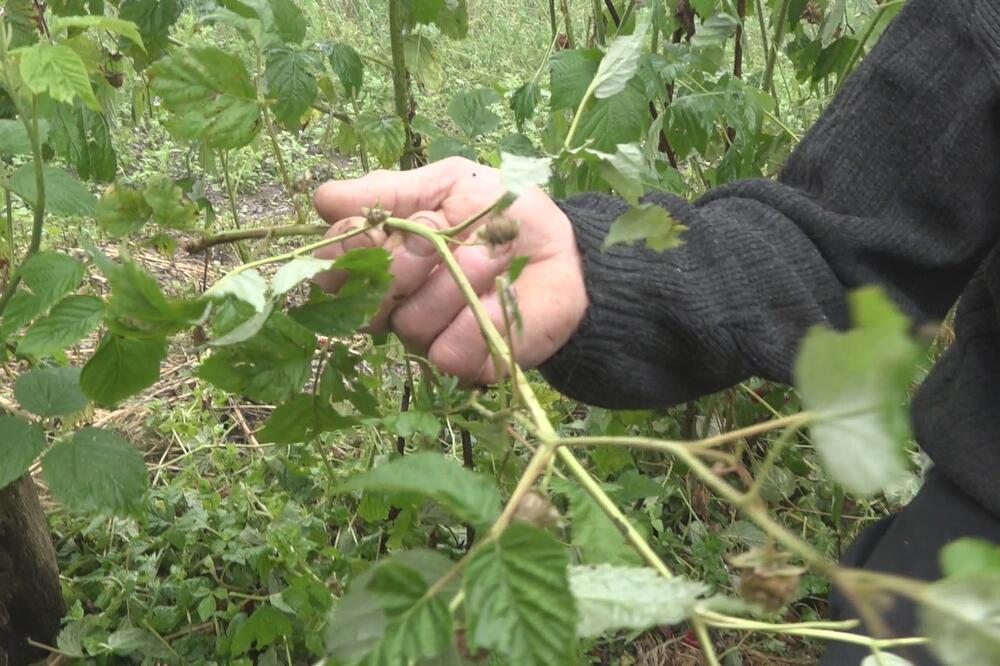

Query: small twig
184;224;327;254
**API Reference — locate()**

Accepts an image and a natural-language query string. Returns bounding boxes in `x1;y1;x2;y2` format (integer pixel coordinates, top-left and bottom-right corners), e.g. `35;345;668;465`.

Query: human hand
311;156;587;385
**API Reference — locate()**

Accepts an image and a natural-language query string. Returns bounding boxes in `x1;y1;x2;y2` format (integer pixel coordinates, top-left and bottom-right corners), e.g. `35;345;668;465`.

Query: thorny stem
185;223;327;253
387;0;416;170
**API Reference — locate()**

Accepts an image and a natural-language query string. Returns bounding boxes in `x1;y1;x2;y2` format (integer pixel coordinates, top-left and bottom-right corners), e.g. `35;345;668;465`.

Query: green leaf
589;143;655;206
464;522;576;665
604;203;684;252
105;627;171;658
448;88;501;139
403;34;443;90
266;0;306;44
16;251;85;311
426;136;476;162
96;185;152;237
271;256;334;296
336;451;501;529
231;606;293;655
143;175;198;230
104;259;207;338
326;550;457;664
326;42;364;99
18;42;99;110
510;81;540;129
0;118;44;155
0;414;46;490
360;563;454;665
17;295;103;357
197;310;316;403
43;427;147;514
80;334;166;407
150;46;261;149
289;248;391;336
257;394;355;443
207;269;268;314
920;572;1000;665
355;113;406;168
265;46;318;130
7;162;97;217
380;411;439;439
570;565;708;637
403;0;468;38
574;78;650;152
557;480;639;565
14;366;89;417
592;12;649;99
50;15;145;50
499;153;551;196
941;539;1000;578
549;49;599;111
498;132;539;158
119;0;183;66
820;0;846;47
794;288;922;496
690;13;738;49
45;103;117;183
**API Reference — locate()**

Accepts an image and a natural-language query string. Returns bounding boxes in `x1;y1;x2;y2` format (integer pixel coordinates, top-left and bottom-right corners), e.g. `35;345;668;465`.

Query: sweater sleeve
538;0;1000;409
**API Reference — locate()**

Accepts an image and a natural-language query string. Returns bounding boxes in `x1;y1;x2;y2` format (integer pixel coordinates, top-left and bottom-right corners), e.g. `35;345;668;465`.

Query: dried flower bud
801;1;822;25
106;72;124;88
291;170;312;194
477;216;520;247
728;546;806;612
362;204;390;226
512;490;562;528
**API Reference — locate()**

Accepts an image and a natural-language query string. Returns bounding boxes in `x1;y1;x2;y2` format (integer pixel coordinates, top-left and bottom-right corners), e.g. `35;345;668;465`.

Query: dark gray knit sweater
540;0;1000;514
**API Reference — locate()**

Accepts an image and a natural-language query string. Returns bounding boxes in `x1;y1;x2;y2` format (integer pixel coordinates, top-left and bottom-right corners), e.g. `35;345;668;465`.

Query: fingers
311;217;387;292
312;157;476;224
390;241;513;352
365;211;449;333
424;262;587;385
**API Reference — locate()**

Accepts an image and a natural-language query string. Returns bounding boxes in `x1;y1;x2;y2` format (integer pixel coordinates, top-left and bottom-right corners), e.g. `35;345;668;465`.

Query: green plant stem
220;223;371;280
256;52;307;224
618;0;637;28
592;0;606;45
185;224;327;254
549;0;558;40
0;98;45;315
220;151;251;263
387;0;416;170
441;202;497;238
386;216;674;578
699;609;929;649
2;185;11;267
693;617;722;666
560;0;576;49
762;0;792;111
555;447;673;577
564;83;596;151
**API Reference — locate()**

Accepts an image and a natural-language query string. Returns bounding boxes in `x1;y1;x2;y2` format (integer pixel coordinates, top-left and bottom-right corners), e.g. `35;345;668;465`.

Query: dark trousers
818;468;1000;665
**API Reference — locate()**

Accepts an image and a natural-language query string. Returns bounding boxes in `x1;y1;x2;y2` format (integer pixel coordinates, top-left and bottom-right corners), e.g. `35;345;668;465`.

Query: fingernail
403;216;438;255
